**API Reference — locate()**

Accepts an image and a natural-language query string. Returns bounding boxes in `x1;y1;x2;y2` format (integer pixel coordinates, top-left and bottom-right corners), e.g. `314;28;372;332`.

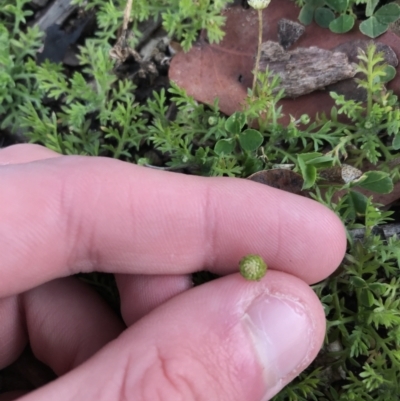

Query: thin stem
123;0;134;32
252;9;263;96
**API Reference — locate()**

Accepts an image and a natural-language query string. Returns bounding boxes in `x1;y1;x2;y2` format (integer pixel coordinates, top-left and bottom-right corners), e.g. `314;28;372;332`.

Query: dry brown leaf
247;169;304;195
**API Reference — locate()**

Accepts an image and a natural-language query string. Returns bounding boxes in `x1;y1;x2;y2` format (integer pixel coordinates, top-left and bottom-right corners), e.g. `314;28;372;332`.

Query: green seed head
239;254;268;281
247;0;271;10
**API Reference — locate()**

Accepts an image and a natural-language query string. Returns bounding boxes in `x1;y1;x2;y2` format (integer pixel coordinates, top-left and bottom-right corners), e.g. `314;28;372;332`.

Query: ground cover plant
2;0;400;400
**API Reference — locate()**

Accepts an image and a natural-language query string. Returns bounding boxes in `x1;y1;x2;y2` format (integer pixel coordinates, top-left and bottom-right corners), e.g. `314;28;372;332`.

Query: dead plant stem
123;0;133;32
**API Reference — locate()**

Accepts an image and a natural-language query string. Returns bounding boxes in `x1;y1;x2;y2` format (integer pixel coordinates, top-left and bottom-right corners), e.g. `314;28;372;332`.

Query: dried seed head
247;0;271;10
239;254;268;281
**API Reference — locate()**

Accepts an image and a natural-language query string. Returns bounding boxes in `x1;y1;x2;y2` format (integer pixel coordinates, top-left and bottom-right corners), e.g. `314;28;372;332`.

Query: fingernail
243;294;315;398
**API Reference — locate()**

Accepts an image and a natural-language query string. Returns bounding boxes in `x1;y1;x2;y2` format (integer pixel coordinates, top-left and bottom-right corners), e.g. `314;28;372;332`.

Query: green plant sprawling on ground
72;0;233;50
0;0;43;133
2;0;400;400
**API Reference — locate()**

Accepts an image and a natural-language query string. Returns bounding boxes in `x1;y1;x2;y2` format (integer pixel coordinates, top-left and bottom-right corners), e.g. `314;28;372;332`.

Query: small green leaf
375;3;400;24
298;153;319;189
299;5;315;25
360;288;375;307
348;190;368;216
298;163;317;189
329;14;355;33
298;152;334;168
359;16;388;38
315;7;335;28
238;129;263;152
225;112;246;135
366;0;379;17
321;294;333;303
214;138;235;155
369;282;386;295
328;0;348;13
355;171;393;194
306;155;335;168
379;65;396;83
305;0;325;7
298;152;322;163
350;276;366;288
392;134;400;150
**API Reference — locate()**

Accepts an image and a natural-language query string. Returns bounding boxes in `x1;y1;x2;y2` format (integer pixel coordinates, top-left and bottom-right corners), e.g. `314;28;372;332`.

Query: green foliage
72;0;233;51
0;0;43;133
4;1;400;400
20;41;147;157
298;0;400;37
328;43;400;167
292;189;400;401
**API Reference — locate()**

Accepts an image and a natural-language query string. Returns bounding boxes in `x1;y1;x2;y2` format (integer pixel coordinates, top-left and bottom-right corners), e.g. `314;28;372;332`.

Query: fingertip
0;144;60;165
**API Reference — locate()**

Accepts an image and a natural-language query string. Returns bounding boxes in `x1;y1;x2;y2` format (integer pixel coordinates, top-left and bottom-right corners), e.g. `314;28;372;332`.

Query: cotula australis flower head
247;0;271;10
239;254;268;281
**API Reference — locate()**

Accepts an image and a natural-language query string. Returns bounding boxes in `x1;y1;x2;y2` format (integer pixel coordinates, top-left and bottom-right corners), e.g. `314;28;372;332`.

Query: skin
0;144;347;401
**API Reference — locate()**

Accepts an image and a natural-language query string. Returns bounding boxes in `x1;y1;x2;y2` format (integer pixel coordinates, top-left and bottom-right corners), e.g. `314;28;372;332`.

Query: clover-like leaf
299;4;315;25
392;134;400;150
315;7;335;28
328;0;349;13
359;16;388;38
329;14;355;33
354;171;393;194
378;65;396;83
214;138;235;155
366;0;379;17
225;111;246;135
374;3;400;25
238;129;263;152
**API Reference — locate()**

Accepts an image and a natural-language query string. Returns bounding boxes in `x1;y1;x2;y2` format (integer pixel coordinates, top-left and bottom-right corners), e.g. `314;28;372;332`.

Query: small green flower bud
239;254;268;281
300;114;310;125
247;0;271;10
364;120;373;129
208;116;218;126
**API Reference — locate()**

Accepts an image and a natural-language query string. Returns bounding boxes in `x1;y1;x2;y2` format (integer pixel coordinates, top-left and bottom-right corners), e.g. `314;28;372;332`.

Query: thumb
19;271;325;401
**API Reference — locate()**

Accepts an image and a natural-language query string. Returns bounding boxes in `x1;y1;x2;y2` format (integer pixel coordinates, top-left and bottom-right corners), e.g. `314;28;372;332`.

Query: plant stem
123;0;133;32
252;9;263;96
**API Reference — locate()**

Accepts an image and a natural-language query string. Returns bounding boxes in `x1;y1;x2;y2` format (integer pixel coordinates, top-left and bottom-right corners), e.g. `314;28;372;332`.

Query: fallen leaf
169;0;400;122
247;168;304;195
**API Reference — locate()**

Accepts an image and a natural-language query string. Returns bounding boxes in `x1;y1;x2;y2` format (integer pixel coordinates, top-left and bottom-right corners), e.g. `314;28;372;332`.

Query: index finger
0;155;346;296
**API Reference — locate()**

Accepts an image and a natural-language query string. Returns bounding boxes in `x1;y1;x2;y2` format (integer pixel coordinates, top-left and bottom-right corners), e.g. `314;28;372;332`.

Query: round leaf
350;276;366;288
366;0;379;17
355;171;393;194
348;190;368;217
328;0;348;13
329;14;355;33
299;5;315;25
315;7;335;28
214;138;235;155
238;129;263;152
379;65;396;83
375;3;400;25
359;16;388;38
224;112;246;135
392;134;400;150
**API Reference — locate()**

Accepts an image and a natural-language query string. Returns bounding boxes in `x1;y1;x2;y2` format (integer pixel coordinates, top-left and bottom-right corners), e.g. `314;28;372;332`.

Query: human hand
0;144;346;401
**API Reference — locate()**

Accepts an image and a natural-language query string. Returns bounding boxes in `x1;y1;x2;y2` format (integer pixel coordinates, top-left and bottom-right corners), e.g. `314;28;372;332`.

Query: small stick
122;0;133;33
